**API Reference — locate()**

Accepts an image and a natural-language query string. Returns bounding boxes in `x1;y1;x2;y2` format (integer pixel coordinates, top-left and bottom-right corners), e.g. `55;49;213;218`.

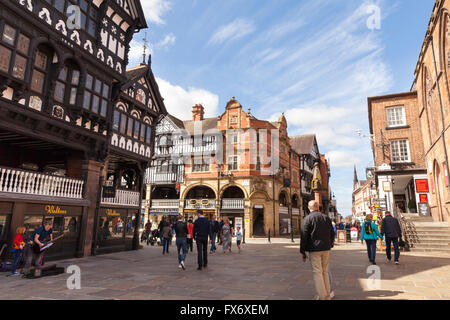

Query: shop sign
106;209;121;217
254;205;264;209
382;181;391;192
235;217;243;231
45;205;67;215
415;179;429;193
419;194;428;203
337;230;346;243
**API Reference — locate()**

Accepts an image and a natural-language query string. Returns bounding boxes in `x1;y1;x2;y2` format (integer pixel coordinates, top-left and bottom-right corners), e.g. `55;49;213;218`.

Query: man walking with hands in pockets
300;200;335;300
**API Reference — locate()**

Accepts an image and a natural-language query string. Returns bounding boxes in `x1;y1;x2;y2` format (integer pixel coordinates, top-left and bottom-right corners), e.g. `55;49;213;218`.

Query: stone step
410;243;450;249
409;240;450;245
408;227;450;232
411;222;449;227
408;235;450;242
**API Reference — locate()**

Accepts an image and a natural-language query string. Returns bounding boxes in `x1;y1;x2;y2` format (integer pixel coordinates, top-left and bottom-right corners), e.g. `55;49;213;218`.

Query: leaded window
386;106;406;127
83;74;109;117
0;24;30;80
390;139;410;163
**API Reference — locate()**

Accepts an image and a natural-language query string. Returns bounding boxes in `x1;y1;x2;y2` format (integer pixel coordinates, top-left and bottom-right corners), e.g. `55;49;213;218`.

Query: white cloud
327;150;363;168
156;33;176;49
128;39;153;63
141;0;172;25
208;18;256;45
156;78;219;120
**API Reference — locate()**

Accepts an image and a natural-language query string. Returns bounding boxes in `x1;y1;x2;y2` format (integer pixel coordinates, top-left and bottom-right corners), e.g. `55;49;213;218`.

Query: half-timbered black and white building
0;0;166;260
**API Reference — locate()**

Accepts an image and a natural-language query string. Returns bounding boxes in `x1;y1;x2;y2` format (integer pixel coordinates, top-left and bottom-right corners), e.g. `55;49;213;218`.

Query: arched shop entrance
253;204;265;236
220;186;245;232
184;185;216;220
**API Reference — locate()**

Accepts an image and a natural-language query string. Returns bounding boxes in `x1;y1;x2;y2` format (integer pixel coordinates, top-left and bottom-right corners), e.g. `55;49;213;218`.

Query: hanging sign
415;179;429;193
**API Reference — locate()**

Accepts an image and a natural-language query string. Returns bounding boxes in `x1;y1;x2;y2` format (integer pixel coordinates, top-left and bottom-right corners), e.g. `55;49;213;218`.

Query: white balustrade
221;199;245;209
101;188;141;207
151;199;179;208
0;166;84;199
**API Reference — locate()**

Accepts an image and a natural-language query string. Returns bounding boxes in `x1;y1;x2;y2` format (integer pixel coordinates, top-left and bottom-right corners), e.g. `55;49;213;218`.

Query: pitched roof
166;114;185;129
183;118;218;134
125;64;148;82
290;134;316;155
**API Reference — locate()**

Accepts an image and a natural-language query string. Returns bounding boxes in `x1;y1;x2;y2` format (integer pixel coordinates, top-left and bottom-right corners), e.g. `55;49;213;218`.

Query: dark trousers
210;233;217;252
196;237;208;268
23;247;44;275
385;237;400;262
162;238;171;253
176;238;188;264
11;250;22;274
365;239;377;262
187;238;193;252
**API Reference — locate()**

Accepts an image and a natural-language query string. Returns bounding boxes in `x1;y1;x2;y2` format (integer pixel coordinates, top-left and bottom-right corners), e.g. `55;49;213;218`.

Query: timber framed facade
0;0;166;260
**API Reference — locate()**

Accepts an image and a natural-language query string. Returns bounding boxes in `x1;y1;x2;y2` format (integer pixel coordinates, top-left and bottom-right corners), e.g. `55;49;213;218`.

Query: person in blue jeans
210;215;219;253
381;211;402;265
174;216;188;270
360;214;383;265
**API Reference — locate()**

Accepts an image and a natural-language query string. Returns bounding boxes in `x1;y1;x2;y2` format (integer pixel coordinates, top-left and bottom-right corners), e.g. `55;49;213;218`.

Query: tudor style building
146;99;334;238
0;0;166;260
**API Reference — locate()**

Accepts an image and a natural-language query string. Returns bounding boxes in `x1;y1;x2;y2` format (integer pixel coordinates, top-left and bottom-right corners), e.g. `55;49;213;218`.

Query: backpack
364;222;373;234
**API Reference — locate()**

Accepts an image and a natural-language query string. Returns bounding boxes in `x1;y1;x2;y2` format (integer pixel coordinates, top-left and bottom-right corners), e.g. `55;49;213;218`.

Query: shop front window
0;215;8;239
125;215;136;239
23;216;44;240
98;217;125;241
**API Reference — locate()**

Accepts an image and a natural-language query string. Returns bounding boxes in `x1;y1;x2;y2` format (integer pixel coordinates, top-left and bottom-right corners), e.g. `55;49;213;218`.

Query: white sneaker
330;291;335;299
178;264;182;269
181;261;185;270
395;261;399;265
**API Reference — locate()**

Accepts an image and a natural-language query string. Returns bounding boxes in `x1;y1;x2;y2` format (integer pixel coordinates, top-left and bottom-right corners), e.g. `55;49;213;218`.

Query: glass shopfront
96;208;138;253
0;202;13;259
23;204;83;260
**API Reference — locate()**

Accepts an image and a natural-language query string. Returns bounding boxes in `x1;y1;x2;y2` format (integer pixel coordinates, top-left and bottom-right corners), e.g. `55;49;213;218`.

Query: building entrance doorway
253;207;265;236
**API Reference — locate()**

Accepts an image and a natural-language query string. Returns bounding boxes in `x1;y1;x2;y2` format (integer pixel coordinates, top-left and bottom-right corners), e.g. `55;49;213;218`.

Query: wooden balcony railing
101;188;141;207
151;199;179;208
0;166;84;199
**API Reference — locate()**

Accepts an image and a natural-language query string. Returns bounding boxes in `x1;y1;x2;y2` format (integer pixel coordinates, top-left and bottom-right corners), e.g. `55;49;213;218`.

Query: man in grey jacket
300;200;335;300
380;211;402;264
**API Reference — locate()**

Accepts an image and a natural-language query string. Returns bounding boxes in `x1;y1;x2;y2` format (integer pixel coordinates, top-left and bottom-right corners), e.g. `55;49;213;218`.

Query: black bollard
268;228;271;243
291;230;294;243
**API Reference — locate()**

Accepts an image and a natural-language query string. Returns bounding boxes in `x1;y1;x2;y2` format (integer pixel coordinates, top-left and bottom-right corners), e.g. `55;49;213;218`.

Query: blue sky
128;0;435;216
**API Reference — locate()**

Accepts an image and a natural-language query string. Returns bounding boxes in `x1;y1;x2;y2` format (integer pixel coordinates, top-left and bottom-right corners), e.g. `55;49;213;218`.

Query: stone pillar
79;160;102;257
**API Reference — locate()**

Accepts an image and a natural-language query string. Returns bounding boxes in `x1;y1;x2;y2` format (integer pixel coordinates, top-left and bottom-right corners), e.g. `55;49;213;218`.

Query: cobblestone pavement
1;239;450;300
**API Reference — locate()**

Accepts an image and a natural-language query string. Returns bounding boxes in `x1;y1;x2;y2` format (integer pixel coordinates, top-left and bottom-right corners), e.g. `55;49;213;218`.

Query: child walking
235;227;242;253
9;226;26;276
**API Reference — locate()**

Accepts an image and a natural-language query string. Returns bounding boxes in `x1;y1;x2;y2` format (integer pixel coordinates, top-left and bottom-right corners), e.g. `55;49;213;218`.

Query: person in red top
187;219;194;252
9;226;26;276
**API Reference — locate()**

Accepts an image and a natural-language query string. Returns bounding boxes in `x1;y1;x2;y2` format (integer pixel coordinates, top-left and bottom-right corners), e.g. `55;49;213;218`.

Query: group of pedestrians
300;200;405;300
155;211;242;271
360;211;402;265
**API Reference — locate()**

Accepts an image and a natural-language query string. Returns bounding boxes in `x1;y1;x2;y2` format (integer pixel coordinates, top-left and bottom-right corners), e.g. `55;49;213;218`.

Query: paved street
1;239;450;300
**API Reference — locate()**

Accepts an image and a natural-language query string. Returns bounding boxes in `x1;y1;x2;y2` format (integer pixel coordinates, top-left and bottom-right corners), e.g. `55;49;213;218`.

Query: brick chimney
192;104;204;121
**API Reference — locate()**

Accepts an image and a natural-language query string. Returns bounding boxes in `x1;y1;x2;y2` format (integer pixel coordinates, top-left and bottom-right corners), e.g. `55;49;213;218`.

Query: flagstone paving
1;239;450;300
